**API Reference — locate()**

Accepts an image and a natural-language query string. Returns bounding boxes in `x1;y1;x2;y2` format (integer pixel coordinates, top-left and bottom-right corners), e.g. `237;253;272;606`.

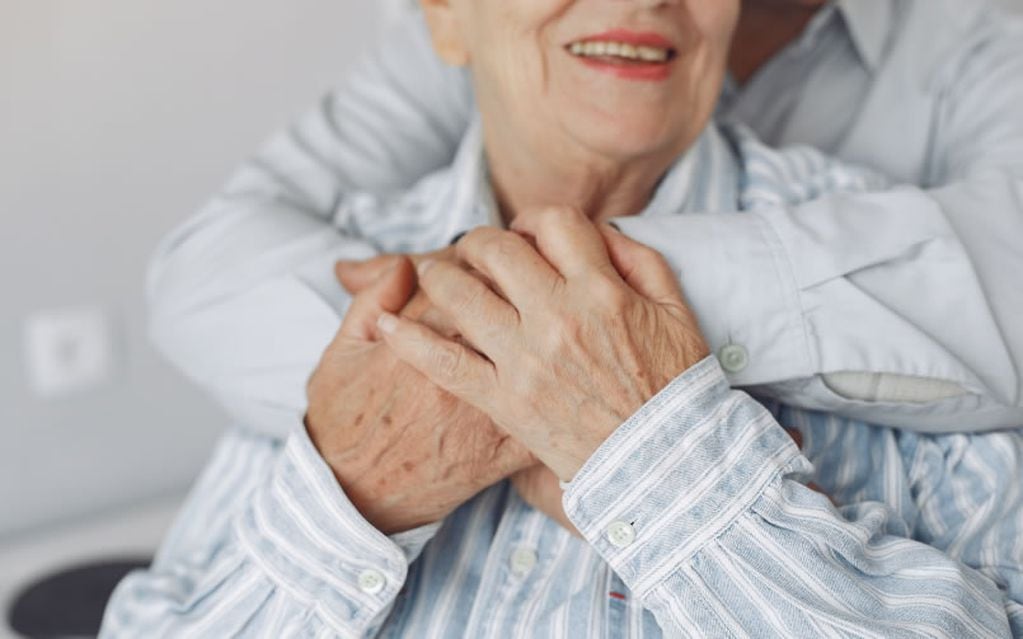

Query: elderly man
103;0;1023;636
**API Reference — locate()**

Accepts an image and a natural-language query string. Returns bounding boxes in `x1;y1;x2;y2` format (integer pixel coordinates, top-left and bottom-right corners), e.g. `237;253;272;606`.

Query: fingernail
377;313;398;334
607;221;622;233
417;259;435;276
449;231;467;246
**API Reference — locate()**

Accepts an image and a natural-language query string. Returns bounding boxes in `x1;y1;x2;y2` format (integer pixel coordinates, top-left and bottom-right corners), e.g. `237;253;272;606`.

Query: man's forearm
147;13;472;435
148;197;376;435
614;131;1023;431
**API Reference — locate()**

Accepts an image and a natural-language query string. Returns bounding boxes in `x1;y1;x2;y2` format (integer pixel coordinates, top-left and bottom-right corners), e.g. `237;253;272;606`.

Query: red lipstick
577;30;674;49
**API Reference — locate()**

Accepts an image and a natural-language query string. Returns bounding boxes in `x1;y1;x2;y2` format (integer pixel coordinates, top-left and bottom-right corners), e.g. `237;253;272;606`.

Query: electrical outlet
23;306;117;399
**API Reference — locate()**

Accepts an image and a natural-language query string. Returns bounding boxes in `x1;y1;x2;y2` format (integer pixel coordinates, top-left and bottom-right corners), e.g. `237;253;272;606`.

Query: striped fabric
102;122;1023;637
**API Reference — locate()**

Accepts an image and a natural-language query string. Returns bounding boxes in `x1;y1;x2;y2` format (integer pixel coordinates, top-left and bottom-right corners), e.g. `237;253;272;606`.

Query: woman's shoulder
334;118;488;254
721;124;890;211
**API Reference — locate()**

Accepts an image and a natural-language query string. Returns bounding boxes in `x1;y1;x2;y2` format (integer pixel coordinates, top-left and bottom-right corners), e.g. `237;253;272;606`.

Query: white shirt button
509;547;538;576
718;344;749;373
358;569;386;595
606;520;636;548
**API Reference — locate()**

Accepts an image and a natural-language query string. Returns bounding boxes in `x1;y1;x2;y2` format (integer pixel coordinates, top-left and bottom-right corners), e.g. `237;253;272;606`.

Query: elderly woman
102;0;1023;636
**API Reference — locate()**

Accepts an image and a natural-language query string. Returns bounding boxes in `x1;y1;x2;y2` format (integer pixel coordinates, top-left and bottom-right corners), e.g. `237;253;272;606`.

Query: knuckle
492;233;523;260
420;261;469;302
454;278;487;312
470;229;524;270
416;258;441;288
428;342;464;382
459;227;500;255
537;205;583;232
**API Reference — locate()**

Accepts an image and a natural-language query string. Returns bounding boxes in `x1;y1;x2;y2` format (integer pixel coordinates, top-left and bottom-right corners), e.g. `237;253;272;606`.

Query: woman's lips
565;30;677;82
574;55;674;81
574;29;675;49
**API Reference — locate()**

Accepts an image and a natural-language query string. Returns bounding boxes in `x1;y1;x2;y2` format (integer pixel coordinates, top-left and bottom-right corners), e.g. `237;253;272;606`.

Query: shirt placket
461;492;541;636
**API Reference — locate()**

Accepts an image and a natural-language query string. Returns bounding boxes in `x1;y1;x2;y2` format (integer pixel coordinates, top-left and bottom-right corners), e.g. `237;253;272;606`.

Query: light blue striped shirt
102;121;1023;637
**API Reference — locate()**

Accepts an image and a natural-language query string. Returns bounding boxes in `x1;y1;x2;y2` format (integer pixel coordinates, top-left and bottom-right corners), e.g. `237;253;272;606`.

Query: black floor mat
7;558;151;638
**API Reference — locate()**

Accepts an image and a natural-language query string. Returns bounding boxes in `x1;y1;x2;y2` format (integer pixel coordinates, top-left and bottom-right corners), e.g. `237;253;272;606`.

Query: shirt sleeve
100;426;438;638
611;19;1023;433
562;357;1023;637
146;13;473;435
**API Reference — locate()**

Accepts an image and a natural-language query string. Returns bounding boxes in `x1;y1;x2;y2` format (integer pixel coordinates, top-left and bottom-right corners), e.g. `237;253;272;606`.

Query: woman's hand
377;206;711;481
307;255;535;534
509;428;823;536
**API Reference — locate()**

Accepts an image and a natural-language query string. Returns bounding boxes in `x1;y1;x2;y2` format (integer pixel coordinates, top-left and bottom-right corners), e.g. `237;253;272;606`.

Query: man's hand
336;247;462;339
376;206;711;481
307;255;535;534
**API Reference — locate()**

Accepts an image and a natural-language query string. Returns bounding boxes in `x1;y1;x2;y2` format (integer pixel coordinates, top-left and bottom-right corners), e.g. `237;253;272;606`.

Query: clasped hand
376;207;710;482
307;206;709;535
306;249;535;535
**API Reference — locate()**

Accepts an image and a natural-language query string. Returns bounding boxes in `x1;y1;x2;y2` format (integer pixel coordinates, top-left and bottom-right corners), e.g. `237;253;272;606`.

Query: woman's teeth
568;41;671;63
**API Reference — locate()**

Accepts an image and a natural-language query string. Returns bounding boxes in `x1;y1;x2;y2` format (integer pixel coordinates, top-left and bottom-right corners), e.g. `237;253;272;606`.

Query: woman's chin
569;118;689;163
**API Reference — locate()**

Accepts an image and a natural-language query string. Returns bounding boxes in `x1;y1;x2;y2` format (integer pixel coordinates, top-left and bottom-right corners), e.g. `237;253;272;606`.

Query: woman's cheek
691;0;741;52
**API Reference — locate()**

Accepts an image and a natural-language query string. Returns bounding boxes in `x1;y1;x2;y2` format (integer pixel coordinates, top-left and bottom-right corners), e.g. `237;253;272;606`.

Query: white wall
0;0;385;540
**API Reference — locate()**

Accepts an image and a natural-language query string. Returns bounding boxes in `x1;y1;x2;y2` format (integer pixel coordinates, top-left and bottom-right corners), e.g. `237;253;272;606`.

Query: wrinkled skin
378;208;711;481
332;230;824;536
307;252;535;534
334;251;582;535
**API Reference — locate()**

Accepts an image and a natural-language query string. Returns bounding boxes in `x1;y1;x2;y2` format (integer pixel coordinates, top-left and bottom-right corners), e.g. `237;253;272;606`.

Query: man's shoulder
890;0;1023;87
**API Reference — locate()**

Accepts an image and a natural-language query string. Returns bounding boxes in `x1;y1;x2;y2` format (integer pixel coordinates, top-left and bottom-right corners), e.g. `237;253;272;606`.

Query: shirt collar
835;0;895;71
719;0;894;109
438;115;740;242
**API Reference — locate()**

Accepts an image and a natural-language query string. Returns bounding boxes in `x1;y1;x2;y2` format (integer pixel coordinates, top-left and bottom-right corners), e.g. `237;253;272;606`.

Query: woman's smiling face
422;0;739;164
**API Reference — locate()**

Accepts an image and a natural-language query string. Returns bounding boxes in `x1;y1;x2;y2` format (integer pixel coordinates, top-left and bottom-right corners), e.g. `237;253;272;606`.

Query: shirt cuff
234;422;436;633
562;356;802;597
612;213;812;387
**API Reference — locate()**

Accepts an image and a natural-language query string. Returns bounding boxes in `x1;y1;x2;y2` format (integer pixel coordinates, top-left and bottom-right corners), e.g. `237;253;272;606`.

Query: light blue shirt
142;0;1023;436
102;120;1023;636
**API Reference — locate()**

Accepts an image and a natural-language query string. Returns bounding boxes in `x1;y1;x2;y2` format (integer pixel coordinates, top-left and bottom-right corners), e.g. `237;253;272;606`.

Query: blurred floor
0;496;183;638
